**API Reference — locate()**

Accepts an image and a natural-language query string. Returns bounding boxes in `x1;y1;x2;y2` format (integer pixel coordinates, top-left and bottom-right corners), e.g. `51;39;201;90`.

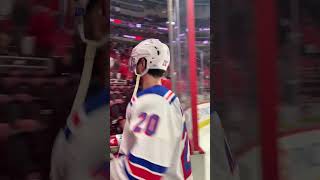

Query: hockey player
50;87;108;180
212;111;240;180
50;0;108;179
110;39;193;180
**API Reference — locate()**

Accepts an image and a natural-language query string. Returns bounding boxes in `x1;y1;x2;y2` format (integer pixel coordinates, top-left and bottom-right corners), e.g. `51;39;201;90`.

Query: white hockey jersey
50;89;108;180
212;111;240;180
110;85;193;180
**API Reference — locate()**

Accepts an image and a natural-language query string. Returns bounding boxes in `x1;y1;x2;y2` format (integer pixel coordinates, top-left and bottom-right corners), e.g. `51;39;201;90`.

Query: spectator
118;62;129;79
28;0;57;56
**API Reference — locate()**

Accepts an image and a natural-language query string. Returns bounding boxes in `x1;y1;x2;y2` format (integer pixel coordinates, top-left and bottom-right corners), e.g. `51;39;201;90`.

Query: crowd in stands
110;79;133;135
0;67;81;180
110;42;133;80
111;12;167;26
110;41;134;135
110;23;168;43
0;0;74;58
110;4;167;25
110;5;170;44
0;0;95;179
279;7;320;106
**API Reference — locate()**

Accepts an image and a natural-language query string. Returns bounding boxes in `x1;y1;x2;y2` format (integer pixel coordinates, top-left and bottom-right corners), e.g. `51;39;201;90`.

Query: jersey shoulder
66;89;108;129
132;85;177;105
83;88;108;114
64;89;108;141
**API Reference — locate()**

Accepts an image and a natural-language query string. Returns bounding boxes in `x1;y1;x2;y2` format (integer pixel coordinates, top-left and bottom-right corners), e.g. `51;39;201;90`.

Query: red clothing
161;78;172;90
28;8;56;52
118;63;129;79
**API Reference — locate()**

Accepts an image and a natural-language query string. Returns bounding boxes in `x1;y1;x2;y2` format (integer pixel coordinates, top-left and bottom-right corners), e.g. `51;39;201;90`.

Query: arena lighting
166;21;176;25
199;27;210;31
123;35;144;41
144;17;152;21
157;27;168;30
111;18;169;32
123;35;136;39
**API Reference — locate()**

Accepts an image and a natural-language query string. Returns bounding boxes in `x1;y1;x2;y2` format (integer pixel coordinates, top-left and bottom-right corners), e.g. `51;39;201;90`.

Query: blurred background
0;0;106;179
213;0;320;179
4;0;319;179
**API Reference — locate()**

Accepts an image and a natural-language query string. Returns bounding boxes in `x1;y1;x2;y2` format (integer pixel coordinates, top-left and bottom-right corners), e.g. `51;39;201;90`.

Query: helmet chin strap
70;18;107;113
132;67;148;97
132;74;141;97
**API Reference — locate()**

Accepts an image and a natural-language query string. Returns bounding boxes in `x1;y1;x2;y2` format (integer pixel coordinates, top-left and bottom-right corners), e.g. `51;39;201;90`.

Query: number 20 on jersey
133;112;160;136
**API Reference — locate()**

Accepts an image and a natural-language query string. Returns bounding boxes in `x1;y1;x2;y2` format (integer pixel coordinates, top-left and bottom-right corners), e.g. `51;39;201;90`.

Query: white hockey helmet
129;39;170;76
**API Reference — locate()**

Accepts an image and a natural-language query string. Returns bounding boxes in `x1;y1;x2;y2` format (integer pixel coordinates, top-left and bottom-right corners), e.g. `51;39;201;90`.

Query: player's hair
138;58;165;78
147;69;166;78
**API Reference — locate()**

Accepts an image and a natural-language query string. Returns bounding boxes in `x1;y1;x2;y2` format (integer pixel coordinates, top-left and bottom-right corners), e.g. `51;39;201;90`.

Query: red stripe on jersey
127;159;162;180
72;113;80;127
130;97;136;105
166;91;174;100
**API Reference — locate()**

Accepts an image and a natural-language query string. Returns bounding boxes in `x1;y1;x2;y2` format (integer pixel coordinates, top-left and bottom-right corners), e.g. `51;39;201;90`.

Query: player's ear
137;58;147;72
142;58;147;69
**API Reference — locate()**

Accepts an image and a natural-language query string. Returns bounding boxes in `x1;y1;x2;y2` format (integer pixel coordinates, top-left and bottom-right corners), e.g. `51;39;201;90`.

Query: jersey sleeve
111;94;181;180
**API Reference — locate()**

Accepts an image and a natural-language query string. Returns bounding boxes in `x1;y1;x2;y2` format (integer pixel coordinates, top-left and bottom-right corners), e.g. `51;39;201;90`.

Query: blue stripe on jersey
64;126;72;140
137;85;169;98
124;162;138;180
224;138;236;173
213;111;221;126
84;89;108;114
128;153;167;174
169;95;177;104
